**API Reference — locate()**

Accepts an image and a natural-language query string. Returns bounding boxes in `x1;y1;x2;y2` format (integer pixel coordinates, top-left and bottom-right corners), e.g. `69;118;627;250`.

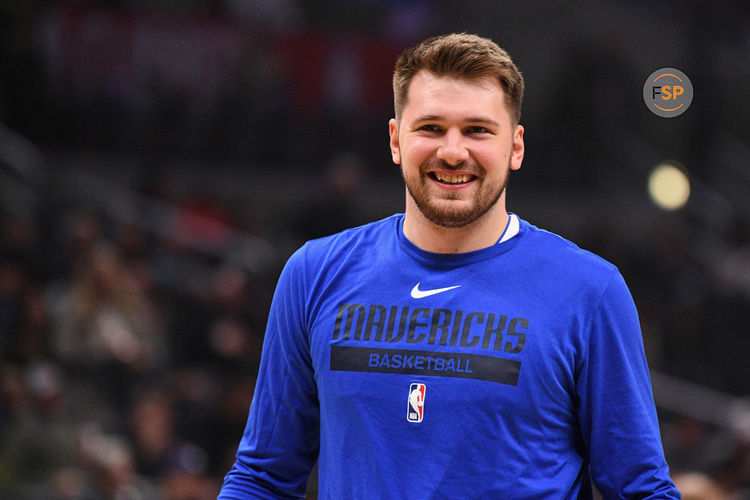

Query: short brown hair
393;33;524;125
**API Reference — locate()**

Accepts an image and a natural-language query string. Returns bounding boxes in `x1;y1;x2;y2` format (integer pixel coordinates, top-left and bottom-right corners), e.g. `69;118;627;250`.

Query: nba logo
407;383;426;423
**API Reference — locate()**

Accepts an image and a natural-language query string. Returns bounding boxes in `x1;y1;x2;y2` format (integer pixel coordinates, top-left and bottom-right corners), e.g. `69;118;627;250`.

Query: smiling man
391;68;524;253
219;34;680;499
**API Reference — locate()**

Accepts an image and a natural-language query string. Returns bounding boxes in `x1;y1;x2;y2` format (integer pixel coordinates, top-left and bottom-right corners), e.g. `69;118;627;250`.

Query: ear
510;124;524;171
389;118;401;165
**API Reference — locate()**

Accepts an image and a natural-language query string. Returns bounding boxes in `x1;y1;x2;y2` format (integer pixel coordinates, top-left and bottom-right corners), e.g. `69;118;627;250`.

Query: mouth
428;171;477;185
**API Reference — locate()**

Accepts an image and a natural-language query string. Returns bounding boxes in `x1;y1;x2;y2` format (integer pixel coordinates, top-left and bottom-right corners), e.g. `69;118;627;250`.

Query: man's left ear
510;124;524;171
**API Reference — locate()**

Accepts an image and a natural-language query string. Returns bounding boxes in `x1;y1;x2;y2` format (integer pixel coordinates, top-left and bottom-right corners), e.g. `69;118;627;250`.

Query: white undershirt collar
498;213;520;244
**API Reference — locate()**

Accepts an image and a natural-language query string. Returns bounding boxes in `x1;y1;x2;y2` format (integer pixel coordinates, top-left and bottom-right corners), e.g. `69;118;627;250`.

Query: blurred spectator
0;361;76;486
130;389;177;477
673;472;728;500
78;425;159;499
50;240;166;375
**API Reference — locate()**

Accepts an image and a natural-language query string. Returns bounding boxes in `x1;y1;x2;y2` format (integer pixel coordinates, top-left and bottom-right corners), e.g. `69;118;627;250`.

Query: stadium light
648;162;690;211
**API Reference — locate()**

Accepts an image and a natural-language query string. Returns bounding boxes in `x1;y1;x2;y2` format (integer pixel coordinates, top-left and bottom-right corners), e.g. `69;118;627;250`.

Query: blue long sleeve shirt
219;214;680;499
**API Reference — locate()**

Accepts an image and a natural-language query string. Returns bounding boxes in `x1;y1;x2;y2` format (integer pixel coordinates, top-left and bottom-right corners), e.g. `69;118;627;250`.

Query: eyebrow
411;115;501;127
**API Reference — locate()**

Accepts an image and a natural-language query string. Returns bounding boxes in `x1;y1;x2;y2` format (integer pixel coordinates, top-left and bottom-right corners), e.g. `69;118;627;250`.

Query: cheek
403;138;436;159
475;142;511;167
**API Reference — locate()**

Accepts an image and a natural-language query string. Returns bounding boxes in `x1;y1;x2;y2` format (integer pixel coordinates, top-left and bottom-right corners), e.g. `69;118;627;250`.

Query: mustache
419;158;484;176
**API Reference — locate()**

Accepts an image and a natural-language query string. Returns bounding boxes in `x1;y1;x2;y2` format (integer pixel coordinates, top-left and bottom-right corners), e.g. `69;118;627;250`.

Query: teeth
435;173;472;184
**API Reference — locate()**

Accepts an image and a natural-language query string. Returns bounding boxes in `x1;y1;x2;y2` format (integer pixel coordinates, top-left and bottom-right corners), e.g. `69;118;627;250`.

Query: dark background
1;1;749;498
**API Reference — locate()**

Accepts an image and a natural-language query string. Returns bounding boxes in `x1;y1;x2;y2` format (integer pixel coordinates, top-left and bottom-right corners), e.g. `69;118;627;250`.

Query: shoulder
286;214;402;273
517;219;621;290
298;214;400;259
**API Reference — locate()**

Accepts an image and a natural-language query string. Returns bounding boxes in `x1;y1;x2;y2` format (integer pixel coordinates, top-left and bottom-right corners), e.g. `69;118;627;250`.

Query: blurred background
1;0;749;498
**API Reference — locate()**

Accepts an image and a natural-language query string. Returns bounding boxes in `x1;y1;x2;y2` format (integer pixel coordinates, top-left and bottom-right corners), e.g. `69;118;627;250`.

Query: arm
219;247;319;499
576;272;681;499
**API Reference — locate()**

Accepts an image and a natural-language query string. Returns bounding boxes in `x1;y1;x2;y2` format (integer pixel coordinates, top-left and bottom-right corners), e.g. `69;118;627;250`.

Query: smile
429;172;476;184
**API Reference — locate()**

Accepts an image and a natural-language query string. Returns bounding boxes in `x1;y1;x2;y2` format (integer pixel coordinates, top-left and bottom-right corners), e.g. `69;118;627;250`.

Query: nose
435;128;469;166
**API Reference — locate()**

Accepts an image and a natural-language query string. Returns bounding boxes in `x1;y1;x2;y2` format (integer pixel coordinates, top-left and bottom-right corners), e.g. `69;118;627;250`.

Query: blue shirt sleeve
219;246;319;499
576;271;680;499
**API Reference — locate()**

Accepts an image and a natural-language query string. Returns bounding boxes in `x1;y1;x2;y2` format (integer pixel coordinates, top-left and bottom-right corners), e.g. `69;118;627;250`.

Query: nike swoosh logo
410;283;461;299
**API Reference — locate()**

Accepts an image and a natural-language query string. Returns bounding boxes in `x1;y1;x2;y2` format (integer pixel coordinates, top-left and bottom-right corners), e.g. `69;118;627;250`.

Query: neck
402;193;510;254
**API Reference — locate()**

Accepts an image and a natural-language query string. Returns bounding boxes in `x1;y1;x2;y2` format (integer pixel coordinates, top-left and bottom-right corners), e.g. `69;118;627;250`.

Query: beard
402;157;510;228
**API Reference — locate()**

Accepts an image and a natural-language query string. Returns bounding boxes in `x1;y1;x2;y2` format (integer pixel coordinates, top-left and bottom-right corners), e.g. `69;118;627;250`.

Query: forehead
403;70;509;121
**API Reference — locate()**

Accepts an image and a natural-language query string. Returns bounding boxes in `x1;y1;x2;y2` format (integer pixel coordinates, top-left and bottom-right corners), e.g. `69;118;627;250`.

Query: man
219;33;680;499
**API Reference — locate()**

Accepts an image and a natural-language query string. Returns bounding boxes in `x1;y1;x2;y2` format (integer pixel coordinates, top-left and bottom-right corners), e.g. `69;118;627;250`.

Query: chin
422;206;483;228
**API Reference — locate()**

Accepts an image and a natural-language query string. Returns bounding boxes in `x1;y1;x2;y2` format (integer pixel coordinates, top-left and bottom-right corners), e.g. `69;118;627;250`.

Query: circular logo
642;68;693;118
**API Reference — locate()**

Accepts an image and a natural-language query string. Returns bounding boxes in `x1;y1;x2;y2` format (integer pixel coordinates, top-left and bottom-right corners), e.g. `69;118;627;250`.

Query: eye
466;126;490;134
417;124;442;133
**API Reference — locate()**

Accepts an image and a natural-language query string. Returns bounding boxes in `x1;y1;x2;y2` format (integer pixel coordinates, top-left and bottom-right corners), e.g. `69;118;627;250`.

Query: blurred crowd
2;0;750;499
0;201;276;498
0;144;372;499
